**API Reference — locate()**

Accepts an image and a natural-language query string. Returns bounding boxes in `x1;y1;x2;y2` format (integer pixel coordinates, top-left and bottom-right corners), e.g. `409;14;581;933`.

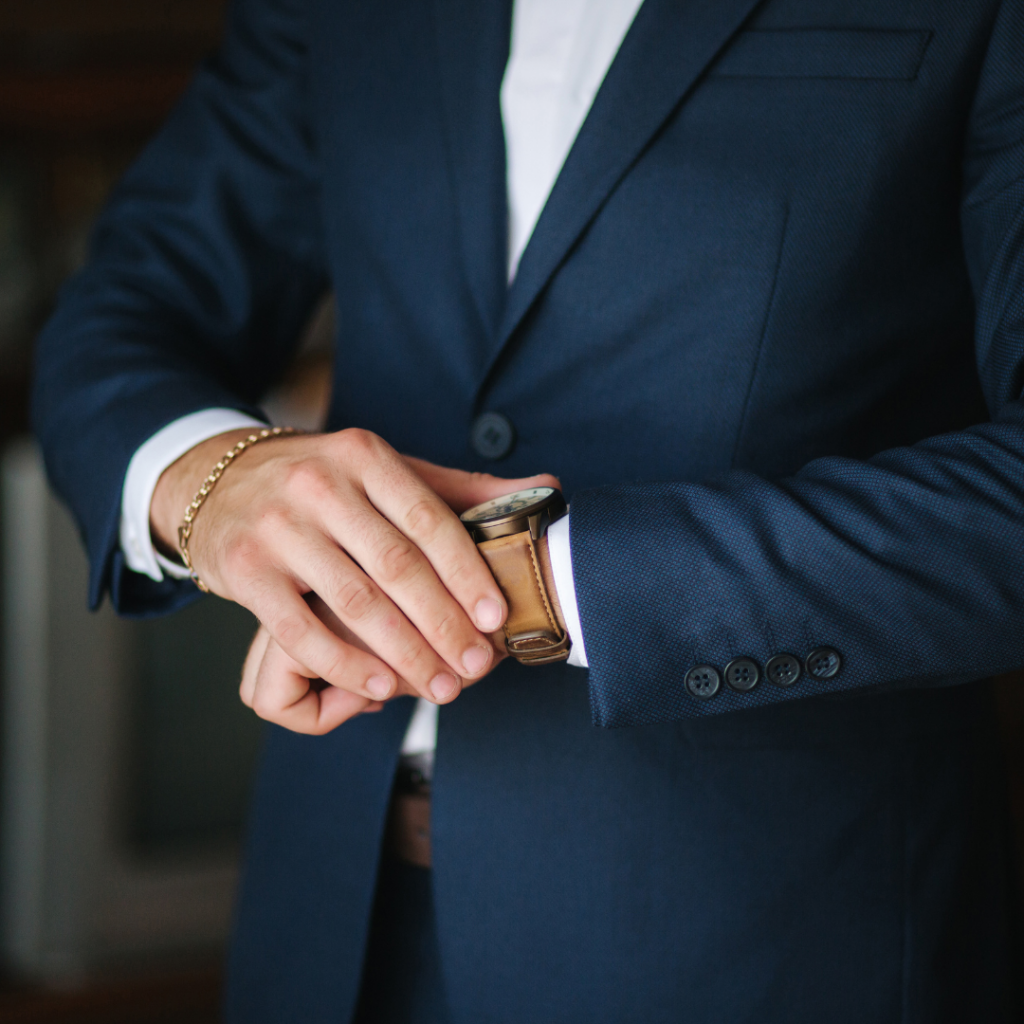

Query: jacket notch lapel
485;0;766;383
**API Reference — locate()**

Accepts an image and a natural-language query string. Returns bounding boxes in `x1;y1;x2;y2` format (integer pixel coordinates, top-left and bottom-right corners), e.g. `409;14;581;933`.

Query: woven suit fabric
32;0;1024;1020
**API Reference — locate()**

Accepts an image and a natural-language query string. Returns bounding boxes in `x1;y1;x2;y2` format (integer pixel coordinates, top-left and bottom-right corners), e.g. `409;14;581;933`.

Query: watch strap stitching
526;534;563;641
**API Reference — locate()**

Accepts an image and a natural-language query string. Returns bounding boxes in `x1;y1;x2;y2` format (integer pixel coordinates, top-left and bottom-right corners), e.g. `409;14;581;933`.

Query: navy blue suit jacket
33;0;1024;1020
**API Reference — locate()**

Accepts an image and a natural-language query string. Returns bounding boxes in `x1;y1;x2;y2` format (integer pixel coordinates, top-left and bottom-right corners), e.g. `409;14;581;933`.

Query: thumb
404;457;560;515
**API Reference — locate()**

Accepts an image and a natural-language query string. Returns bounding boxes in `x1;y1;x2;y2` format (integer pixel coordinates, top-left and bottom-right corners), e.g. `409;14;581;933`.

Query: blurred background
0;3;330;1020
0;2;1022;1021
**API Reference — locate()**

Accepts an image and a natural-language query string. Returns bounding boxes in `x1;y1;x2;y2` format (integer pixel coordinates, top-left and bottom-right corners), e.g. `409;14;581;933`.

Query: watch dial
460;487;555;524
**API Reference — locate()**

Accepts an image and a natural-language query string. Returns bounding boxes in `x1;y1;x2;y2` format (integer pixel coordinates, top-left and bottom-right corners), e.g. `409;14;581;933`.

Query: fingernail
429;673;458;701
462;645;491;676
475;597;503;631
367;675;393;700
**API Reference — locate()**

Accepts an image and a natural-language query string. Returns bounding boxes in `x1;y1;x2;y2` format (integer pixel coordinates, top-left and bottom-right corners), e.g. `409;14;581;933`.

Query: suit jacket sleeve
570;0;1024;726
31;0;326;617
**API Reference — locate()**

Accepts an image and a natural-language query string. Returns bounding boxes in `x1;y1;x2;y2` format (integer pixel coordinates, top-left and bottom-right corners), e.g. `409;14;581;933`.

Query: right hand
150;426;556;722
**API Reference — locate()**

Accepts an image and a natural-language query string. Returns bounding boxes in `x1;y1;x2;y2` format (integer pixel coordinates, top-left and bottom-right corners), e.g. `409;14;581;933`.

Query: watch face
460;487;556;525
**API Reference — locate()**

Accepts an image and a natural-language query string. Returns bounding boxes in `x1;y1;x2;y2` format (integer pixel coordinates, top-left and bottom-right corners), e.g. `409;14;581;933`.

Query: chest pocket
711;28;932;81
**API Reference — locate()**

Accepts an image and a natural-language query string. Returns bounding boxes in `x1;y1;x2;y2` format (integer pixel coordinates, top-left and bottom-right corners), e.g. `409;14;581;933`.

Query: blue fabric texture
31;0;1024;1020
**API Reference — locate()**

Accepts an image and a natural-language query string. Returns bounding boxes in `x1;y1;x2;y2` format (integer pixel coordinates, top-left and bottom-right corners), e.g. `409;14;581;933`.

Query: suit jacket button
806;647;842;680
765;653;801;687
724;657;760;692
685;665;721;700
471;412;516;460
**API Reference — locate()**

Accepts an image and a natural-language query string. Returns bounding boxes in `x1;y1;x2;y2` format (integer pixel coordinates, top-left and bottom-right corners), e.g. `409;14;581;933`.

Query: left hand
238;457;559;734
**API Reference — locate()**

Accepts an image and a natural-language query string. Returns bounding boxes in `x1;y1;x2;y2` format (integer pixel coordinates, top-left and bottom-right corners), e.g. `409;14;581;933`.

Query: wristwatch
460;486;571;665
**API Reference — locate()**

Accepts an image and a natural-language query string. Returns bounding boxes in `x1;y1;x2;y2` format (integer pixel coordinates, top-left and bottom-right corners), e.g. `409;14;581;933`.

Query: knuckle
258;504;292;531
251;507;293;549
222;536;262;580
336;427;378;463
319;650;349;686
333;576;378;621
283;460;333;503
430;606;463;646
376;538;422;585
388;631;430;679
273;613;309;648
404;497;446;543
440;552;477;591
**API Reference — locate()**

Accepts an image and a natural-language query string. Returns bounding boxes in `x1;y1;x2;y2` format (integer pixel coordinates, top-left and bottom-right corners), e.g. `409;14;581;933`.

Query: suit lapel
488;0;766;375
432;0;512;347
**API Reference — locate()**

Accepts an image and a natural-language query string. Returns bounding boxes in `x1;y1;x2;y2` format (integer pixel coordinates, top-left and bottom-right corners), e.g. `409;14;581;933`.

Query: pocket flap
712;28;932;80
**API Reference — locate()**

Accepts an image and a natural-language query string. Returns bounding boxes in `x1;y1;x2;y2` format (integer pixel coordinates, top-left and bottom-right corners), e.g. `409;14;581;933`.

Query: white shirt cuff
400;698;440;757
547;510;588;669
119;409;267;582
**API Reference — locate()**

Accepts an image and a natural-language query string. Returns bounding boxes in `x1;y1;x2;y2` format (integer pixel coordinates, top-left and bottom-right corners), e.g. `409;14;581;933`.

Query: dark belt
383;761;432;868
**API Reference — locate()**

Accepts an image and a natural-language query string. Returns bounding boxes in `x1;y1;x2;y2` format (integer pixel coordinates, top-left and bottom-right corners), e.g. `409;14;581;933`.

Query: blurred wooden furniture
0;0;230;444
0;965;220;1023
0;2;225;140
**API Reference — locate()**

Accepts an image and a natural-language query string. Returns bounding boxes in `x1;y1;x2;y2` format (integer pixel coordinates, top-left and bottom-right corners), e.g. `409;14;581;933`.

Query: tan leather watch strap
478;531;570;664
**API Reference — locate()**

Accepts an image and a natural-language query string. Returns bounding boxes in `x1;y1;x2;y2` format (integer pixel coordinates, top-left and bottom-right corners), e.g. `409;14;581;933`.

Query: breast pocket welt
710;28;933;81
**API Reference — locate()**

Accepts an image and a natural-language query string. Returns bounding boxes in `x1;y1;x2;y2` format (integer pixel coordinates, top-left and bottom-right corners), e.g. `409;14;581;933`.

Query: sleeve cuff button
685;665;722;700
806;647;842;680
766;654;801;687
724;657;760;692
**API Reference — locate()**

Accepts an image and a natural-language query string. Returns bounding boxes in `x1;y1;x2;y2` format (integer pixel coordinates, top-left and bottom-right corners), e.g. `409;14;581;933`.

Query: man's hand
239;594;392;734
151;427;557;733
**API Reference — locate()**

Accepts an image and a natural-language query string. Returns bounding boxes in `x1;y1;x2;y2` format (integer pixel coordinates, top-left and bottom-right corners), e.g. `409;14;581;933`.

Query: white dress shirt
119;0;645;755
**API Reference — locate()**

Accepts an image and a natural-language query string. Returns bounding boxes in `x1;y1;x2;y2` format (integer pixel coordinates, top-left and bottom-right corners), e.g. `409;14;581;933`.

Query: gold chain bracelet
177;426;303;592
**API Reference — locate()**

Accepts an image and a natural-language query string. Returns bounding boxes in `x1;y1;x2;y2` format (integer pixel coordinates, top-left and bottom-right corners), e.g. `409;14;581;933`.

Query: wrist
460;487;571;664
150;427;257;557
536;534;567;636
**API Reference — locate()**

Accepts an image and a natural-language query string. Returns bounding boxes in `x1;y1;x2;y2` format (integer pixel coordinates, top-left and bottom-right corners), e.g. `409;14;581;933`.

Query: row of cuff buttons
469;416;845;701
685;647;841;701
468;415;844;701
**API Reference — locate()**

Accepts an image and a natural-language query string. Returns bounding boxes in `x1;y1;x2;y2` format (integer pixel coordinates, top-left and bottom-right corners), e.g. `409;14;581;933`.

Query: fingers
290;532;470;703
240;623;272;708
288;433;506;680
405;457;561;514
241;630;383;734
183;427;552;718
354;441;509;636
245;574;403;703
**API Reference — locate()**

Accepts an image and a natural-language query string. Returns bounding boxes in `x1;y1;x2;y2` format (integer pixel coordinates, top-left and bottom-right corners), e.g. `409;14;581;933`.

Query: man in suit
32;0;1024;1020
